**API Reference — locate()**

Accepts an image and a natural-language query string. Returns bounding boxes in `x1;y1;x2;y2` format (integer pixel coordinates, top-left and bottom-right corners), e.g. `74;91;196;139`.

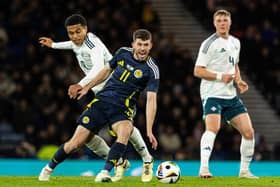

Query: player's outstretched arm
146;91;158;150
39;37;53;48
77;64;113;100
68;84;83;99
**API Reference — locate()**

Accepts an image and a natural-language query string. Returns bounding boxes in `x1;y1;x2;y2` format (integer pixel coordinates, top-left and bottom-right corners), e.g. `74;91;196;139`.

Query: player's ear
213;20;217;28
84;26;88;33
149;41;153;49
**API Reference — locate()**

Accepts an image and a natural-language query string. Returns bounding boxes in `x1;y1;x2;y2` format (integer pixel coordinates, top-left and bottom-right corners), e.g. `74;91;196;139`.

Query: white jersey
52;32;113;94
195;33;240;100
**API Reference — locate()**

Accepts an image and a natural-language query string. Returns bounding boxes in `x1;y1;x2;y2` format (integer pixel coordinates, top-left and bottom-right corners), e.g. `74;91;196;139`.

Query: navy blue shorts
77;98;134;133
202;96;247;122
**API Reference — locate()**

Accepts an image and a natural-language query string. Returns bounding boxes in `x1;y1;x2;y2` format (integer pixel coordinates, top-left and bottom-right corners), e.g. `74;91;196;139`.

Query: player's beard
136;51;147;61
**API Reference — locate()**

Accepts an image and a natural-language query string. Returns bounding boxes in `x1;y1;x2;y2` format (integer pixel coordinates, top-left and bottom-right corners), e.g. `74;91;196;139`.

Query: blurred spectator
158;125;182;155
0;27;8;61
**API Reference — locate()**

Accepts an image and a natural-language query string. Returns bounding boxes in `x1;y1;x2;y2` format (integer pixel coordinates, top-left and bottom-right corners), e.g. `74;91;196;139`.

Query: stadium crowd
0;0;278;161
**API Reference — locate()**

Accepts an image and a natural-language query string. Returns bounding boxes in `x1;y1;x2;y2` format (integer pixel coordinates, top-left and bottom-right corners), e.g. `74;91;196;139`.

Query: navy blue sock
104;142;126;171
48;144;69;169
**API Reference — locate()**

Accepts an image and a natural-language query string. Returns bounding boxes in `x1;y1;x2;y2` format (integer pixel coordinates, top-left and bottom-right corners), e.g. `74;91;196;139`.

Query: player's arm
145;59;160;150
194;41;235;83
38;37;73;49
78;41;112;88
39;37;53;48
194;66;235;83
146;91;158;150
194;66;218;80
234;64;248;94
77;64;113;99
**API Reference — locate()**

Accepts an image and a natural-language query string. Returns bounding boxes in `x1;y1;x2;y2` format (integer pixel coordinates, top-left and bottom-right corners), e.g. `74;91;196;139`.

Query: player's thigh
203;98;222;132
111;120;133;144
223;97;254;138
77;100;107;133
205;114;221;133
223;96;247;122
106;104;134;138
230;113;254;139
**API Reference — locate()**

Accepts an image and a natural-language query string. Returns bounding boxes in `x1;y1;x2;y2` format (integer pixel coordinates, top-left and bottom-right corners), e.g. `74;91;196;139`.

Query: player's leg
83;92;110;159
129;127;153;182
230;113;258;179
38;125;91;181
86;134;109;159
95;120;133;182
199;98;222;178
107;126;130;182
199;114;220;178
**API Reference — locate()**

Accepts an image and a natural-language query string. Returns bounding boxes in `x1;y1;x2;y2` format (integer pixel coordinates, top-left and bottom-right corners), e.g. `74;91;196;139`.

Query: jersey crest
134;69;143;78
82;116;90;124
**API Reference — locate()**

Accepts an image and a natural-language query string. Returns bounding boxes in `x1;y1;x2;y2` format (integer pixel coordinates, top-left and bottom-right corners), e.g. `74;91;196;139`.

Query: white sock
129;127;153;162
45;164;53;171
200;131;216;169
240;137;254;171
86;135;109;159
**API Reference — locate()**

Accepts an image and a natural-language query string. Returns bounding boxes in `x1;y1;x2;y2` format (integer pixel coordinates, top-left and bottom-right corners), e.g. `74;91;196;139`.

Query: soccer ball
156;161;181;184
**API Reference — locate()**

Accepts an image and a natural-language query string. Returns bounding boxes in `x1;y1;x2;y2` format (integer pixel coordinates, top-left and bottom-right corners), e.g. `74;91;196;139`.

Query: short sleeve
195;41;211;67
146;58;160;93
109;48;124;69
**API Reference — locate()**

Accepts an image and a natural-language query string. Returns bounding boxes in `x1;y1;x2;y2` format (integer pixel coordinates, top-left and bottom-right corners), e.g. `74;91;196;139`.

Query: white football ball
156;161;181;184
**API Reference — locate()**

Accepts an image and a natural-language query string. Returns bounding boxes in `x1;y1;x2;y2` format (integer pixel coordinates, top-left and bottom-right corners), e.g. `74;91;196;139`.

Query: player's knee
117;126;133;144
120;127;133;140
242;128;255;139
206;127;220;134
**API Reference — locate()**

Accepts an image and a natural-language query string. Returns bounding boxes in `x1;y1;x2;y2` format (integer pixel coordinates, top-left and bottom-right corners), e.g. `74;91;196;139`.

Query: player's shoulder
229;35;240;46
85;32;105;47
201;33;219;53
146;56;158;66
146;56;160;79
115;47;133;56
87;32;98;40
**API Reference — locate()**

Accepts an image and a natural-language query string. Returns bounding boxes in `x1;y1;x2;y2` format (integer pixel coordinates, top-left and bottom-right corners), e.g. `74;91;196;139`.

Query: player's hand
39;37;53;48
147;132;158;150
236;80;248;94
68;84;82;99
77;87;89;100
222;74;235;83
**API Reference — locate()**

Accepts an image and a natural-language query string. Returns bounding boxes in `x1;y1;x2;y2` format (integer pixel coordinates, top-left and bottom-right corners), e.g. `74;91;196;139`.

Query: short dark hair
64;14;87;27
133;29;152;41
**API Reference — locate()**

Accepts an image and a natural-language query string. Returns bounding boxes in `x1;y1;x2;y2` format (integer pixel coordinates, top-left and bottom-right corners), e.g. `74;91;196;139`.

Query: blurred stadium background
0;0;279;175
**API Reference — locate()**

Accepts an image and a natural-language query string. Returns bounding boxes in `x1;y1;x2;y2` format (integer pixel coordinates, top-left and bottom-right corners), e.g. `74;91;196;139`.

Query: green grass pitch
0;176;279;187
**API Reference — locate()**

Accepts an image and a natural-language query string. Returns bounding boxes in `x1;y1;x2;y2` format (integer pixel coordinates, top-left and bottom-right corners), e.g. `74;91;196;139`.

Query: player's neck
216;32;229;39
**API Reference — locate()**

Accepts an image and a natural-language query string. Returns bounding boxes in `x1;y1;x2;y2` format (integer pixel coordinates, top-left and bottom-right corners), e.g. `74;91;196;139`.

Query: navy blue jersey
96;47;160;109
